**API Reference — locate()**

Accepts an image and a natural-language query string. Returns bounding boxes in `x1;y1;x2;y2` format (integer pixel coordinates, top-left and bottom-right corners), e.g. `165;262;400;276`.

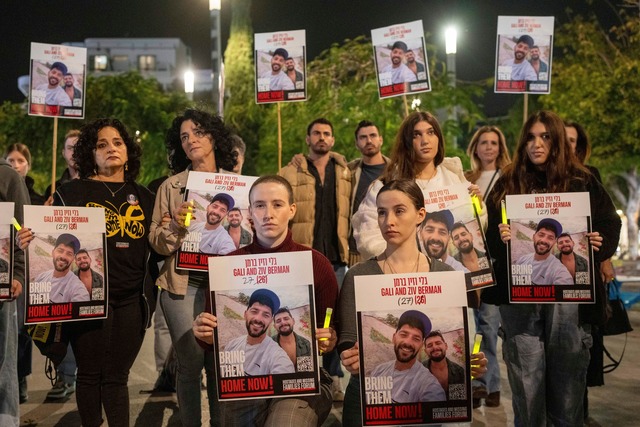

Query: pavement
19;262;640;426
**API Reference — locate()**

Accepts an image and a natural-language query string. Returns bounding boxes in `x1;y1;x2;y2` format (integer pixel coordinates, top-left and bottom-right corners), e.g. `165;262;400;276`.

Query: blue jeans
160;286;218;427
0;300;19;427
342;375;362;427
472;303;501;394
500;304;591;427
58;344;77;384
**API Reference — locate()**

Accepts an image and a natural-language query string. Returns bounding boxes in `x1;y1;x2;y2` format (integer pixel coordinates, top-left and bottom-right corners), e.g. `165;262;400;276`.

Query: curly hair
73;118;141;181
465;125;511;183
380;111;445;184
165;108;236;174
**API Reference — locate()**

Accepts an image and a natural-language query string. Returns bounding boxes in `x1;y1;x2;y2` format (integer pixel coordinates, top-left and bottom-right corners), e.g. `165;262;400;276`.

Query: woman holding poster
18;118;156;427
149;108;236;427
338;179;487;426
352;111;483;260
483;110;620;426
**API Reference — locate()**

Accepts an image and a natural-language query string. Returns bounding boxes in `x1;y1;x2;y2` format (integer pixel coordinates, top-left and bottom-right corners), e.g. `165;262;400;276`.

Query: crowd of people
0;106;620;427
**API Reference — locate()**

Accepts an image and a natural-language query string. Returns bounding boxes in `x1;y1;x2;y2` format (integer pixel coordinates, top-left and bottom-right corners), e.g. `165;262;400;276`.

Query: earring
125;162;128;171
93;167;98;176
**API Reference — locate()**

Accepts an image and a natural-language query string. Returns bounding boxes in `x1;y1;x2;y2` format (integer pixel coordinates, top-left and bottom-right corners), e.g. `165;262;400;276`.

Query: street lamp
184;70;195;101
209;0;222;113
445;26;458;147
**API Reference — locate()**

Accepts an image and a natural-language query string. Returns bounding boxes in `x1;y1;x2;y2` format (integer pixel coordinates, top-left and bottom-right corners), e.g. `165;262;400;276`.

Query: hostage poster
371;20;431;99
420;183;495;291
255;29;307;104
209;251;319;400
24;205;107;324
354;271;470;425
28;42;87;118
494;16;554;94
505;192;594;303
0;203;15;300
176;172;257;271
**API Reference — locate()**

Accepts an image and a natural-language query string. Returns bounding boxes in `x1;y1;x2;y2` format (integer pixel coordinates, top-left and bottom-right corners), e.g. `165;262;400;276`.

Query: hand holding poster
420;183;495;291
209;251;319;400
176;172;257;271
355;271;470;425
255;30;307;104
0;203;15;299
505;192;594;303
24;206;107;324
494;16;554;94
371;20;431;99
29;42;87;118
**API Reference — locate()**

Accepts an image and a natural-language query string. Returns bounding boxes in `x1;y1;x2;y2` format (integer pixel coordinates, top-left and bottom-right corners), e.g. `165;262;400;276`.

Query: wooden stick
51;117;59;195
277;102;282;171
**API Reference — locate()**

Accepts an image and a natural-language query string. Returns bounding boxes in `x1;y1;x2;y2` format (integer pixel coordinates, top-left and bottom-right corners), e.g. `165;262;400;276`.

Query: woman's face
412;120;439;166
6;151;29;177
377;189;425;248
565;126;578;154
526;121;552;168
94;126;128;175
180;119;214;163
476;131;500;168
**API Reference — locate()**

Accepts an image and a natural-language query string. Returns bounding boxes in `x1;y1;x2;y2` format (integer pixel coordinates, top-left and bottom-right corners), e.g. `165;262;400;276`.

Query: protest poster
176;172;257;271
419;183;494;291
371;20;431;99
28;42;87;118
494;16;554;94
0;203;15;300
354;271;470;425
208;251;319;400
505;192;594;303
255;29;307;104
24;205;107;324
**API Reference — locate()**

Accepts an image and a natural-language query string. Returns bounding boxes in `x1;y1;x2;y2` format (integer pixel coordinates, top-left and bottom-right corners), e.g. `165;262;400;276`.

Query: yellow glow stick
184;200;194;227
11;217;21;231
471;195;482;215
472;334;482;354
319;308;333;341
501;200;507;224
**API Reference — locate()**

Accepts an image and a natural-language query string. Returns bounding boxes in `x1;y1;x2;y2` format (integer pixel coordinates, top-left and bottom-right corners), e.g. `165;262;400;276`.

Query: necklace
416;168;437;189
383;252;421;274
96;179;127;197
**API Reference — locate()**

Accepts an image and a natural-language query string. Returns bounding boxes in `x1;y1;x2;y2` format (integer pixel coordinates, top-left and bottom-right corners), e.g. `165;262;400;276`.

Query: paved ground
19;265;640;426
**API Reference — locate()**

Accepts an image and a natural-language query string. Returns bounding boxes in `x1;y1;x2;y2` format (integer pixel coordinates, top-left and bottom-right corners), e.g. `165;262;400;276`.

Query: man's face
355;125;382;158
63;74;74;88
206;200;229;227
48;67;64;87
285;58;295;71
271;54;285;73
530;48;540;60
274;312;294;336
75;252;91;271
565;126;578;154
425;335;448;362
52;244;75;273
227;210;243;228
406;50;416;63
557;236;575;255
306;123;334;155
393;324;424;363
390;47;405;66
514;42;530;61
451;226;474;254
244;302;272;338
232;147;245;174
533;227;557;256
62;137;78;169
420;219;450;259
249;182;296;245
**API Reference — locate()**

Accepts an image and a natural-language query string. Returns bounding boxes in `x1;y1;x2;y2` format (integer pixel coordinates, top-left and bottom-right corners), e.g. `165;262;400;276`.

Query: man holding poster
193;175;338;426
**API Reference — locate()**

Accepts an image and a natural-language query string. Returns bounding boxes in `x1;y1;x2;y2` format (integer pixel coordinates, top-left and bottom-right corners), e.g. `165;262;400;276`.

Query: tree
539;6;640;258
0;72;190;190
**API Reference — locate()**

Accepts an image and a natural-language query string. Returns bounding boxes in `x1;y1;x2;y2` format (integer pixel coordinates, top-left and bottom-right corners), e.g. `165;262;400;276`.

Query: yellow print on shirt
87;201;145;239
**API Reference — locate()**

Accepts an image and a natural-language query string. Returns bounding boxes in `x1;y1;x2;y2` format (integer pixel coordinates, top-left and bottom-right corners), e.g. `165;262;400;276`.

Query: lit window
94;55;108;71
138;55;156;71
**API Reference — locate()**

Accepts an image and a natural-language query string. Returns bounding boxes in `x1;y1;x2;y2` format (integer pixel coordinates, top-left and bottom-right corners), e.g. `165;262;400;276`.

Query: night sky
1;0;617;115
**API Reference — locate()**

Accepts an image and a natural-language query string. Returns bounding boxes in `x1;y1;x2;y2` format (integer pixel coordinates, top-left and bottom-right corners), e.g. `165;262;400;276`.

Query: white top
35;84;72;106
475;169;501;198
190;222;236;255
515;253;574;285
369;359;446;403
502;59;537;81
380;63;418;84
35;269;90;303
260;70;295;91
225;334;295;376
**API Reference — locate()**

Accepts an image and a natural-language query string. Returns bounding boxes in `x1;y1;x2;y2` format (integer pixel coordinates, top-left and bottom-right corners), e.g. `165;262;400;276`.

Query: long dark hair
165;108;235;174
74;118;141;181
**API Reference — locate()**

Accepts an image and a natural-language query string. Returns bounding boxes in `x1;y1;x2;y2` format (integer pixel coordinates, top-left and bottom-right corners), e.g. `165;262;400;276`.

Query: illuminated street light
184;70;195;100
445;27;457;54
445;25;458;148
209;0;221;10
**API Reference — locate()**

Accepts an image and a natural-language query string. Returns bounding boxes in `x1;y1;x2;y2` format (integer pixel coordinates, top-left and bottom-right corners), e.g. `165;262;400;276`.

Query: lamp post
209;0;222;112
184;70;195;101
445;26;457;148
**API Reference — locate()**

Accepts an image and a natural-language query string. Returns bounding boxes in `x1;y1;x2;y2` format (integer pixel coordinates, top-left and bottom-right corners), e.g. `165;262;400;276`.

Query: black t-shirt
55;179;154;301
